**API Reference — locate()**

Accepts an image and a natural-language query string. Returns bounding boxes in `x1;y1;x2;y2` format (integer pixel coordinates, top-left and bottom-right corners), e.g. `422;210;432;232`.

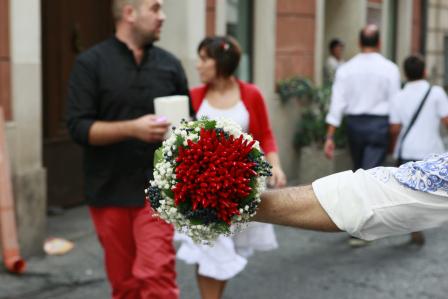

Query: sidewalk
0;206;109;299
0;206;200;299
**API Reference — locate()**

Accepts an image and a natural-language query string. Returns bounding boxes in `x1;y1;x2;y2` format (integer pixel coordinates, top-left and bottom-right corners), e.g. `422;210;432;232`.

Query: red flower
173;128;257;223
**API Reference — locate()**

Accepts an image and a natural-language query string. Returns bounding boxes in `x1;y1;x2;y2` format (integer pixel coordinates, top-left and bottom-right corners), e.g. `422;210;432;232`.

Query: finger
270;173;279;188
150;121;171;129
155;116;170;125
277;176;287;188
275;174;286;188
150;127;170;135
267;176;275;188
149;133;166;142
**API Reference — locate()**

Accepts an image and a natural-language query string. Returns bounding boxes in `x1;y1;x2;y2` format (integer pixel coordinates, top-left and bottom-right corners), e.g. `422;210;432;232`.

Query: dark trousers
346;115;389;171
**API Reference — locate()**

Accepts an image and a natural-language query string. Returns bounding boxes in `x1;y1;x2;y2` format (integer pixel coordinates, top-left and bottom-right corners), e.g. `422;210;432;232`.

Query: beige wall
7;0;46;256
158;0;206;87
324;0;366;61
253;0;301;180
426;0;448;86
395;0;413;74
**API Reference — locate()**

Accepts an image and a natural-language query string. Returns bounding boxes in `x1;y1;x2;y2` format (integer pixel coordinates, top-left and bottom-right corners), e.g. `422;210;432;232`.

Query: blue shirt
394;153;448;196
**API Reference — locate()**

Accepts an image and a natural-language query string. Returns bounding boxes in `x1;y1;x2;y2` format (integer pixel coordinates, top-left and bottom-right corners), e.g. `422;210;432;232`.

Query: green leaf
177;201;191;214
239;177;258;206
163;189;174;198
190;218;204;225
175;135;184;148
214;222;230;233
202;119;217;130
248;147;261;160
154;147;163;166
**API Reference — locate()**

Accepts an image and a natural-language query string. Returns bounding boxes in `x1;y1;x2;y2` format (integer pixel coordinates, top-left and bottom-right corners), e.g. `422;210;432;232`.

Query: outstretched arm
254;162;448;241
253;185;340;232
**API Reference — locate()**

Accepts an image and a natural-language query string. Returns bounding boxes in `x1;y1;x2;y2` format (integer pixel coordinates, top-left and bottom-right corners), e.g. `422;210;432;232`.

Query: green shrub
277;76;346;149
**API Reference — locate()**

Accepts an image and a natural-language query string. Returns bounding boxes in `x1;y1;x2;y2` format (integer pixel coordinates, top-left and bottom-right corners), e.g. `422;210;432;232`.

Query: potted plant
277;76;351;183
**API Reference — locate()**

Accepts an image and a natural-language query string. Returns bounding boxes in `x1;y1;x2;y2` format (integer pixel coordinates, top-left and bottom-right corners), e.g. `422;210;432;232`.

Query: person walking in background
324;38;345;84
176;36;286;299
324;24;401;247
389;54;448;245
66;0;190;298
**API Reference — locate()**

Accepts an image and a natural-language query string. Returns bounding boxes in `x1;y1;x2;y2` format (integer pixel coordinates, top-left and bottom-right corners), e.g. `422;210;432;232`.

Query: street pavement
1;205;448;299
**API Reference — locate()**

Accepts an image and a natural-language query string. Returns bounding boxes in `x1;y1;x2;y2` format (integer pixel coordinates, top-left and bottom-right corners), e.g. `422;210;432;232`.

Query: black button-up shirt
67;36;191;207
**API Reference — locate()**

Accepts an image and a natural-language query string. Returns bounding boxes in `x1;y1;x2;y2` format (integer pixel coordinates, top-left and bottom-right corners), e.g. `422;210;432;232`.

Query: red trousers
89;203;179;299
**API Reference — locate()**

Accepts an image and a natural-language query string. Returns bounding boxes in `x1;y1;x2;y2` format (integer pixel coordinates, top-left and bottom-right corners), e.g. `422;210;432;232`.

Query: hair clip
221;42;230;51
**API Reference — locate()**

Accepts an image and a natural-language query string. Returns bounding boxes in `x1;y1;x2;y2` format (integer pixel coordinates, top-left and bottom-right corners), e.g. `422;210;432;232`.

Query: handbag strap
397;85;432;160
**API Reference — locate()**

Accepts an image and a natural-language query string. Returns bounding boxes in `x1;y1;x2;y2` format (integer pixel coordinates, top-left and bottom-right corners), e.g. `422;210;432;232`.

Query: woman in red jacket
176;36;286;299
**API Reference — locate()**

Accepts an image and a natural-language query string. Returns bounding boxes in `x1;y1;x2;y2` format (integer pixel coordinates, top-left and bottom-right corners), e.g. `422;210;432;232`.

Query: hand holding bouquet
146;118;272;243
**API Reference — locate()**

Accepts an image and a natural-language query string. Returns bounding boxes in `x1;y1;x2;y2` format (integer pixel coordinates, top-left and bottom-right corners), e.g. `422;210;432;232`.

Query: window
226;0;254;82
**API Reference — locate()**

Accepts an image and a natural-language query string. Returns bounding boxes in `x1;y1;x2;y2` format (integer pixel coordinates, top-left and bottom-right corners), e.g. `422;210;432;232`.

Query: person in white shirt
253;154;448;244
324;24;401;247
390;54;448;163
324;25;401;169
389;54;448;244
324;38;345;84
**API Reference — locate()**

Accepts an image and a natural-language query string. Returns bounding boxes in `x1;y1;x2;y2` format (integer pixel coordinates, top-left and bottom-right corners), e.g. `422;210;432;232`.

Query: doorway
41;0;113;207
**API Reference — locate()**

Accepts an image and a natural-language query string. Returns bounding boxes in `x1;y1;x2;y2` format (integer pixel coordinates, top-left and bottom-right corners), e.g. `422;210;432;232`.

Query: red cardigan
190;80;278;154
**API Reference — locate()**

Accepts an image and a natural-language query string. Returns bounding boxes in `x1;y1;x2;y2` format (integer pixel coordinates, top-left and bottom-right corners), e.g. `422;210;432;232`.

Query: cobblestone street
1;206;448;299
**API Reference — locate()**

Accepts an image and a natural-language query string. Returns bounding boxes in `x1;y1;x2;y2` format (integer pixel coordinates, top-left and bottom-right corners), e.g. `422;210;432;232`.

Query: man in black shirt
66;0;188;298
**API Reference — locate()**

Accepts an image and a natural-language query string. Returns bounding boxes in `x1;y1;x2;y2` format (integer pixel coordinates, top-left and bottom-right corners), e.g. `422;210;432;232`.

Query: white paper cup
154;95;190;136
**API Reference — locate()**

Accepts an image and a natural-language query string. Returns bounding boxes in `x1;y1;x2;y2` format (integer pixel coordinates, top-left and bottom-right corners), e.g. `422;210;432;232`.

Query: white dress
312;153;448;240
175;100;278;280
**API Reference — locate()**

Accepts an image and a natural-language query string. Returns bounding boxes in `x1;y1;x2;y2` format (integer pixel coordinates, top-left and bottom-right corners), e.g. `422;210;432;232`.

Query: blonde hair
111;0;143;21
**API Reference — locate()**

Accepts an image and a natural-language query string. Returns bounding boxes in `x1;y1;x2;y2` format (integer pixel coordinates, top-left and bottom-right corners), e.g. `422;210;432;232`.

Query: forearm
266;152;281;168
326;125;336;138
442;116;448;128
253;185;340;232
388;124;401;153
88;120;135;146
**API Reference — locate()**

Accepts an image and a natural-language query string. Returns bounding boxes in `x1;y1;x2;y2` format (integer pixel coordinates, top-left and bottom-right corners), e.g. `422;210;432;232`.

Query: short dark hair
197;36;241;78
403;54;425;81
359;28;380;47
329;38;343;51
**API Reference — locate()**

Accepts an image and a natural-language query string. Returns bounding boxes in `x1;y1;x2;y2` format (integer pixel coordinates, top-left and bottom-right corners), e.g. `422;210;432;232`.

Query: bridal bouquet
146;118;272;243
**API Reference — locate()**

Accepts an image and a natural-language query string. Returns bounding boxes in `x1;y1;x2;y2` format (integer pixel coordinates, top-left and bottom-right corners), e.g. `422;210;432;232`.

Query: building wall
275;0;316;81
412;0;423;54
6;0;46;256
206;0;216;36
158;0;205;87
0;0;11;120
204;0;319;82
426;0;448;86
324;0;367;61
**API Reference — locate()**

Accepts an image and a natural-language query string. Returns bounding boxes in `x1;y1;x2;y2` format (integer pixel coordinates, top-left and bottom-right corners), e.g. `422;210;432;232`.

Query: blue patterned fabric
394;153;448;196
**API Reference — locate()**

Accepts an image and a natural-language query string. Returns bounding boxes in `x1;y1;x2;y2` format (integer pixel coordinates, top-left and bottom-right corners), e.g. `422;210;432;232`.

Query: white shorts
312;167;448;240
